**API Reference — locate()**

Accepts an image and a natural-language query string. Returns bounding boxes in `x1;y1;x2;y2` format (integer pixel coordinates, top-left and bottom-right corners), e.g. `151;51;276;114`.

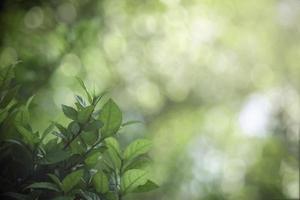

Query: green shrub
0;67;158;200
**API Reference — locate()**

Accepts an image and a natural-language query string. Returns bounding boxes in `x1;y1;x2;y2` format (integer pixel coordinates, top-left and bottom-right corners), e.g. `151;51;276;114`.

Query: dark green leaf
48;173;63;189
80;190;101;200
84;120;103;132
68;121;80;135
40;149;72;165
26;182;60;192
62;105;77;120
3;192;29;200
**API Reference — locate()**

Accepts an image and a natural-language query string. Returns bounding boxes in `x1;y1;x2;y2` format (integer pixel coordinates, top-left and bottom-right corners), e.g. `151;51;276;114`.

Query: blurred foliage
0;0;299;199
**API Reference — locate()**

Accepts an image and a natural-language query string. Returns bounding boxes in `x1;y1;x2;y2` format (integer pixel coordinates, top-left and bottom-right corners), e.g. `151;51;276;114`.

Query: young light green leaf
16;125;35;147
92;171;109;193
121;120;142;127
99;99;122;138
105;137;121;156
124;139;152;162
122;156;151;172
78;105;94;124
121;169;148;194
84;150;102;166
26;182;60;192
62;105;77;120
75;95;86;107
62;169;84;193
104;137;121;169
133;180;159;193
41;122;55;141
76;77;93;103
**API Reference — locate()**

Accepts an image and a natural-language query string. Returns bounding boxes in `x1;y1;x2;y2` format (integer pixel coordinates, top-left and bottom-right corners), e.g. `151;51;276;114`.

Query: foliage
0;73;158;200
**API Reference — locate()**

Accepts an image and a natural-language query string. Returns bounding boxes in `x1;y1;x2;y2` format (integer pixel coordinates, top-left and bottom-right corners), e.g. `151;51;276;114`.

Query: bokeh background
0;0;299;199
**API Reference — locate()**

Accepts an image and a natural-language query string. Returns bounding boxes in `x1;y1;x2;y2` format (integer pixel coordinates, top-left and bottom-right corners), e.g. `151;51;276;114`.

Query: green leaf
121;120;142;127
81;131;98;145
121;169;148;194
84;150;102;166
62;105;77;120
76;77;93;103
133;180;159;193
3;192;29;200
52;196;74;200
26;182;60;192
41;149;72;165
41;122;55;141
52;131;67;141
75;95;86;107
124;139;152;162
68;121;80;135
92;170;109;193
84;120;103;132
105;137;121;156
122;156;151;172
48;173;63;189
80;190;101;200
0;108;8;123
99;99;122;138
16;125;35;147
78;105;94;124
62;169;84;193
104;137;122;169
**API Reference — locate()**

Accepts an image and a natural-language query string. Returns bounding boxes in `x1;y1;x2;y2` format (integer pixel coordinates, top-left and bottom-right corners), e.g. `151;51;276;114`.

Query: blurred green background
0;0;299;199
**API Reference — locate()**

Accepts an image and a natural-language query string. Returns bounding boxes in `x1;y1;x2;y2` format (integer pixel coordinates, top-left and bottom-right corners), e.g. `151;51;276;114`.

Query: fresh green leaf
62;105;77;120
62;169;84;193
105;137;121;156
26;182;60;192
121;120;142;127
99;99;122;138
133;180;159;193
84;150;102;166
16;125;35;146
124;139;152;162
78;105;94;124
75;95;86;107
76;77;93;103
122;156;151;172
92;170;109;193
121;169;148;194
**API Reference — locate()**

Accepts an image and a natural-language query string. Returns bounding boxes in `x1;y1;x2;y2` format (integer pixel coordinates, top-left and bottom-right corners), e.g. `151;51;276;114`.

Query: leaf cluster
0;76;158;200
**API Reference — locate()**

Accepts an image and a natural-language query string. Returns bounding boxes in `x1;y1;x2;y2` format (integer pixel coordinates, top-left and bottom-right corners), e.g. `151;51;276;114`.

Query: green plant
0;72;158;200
